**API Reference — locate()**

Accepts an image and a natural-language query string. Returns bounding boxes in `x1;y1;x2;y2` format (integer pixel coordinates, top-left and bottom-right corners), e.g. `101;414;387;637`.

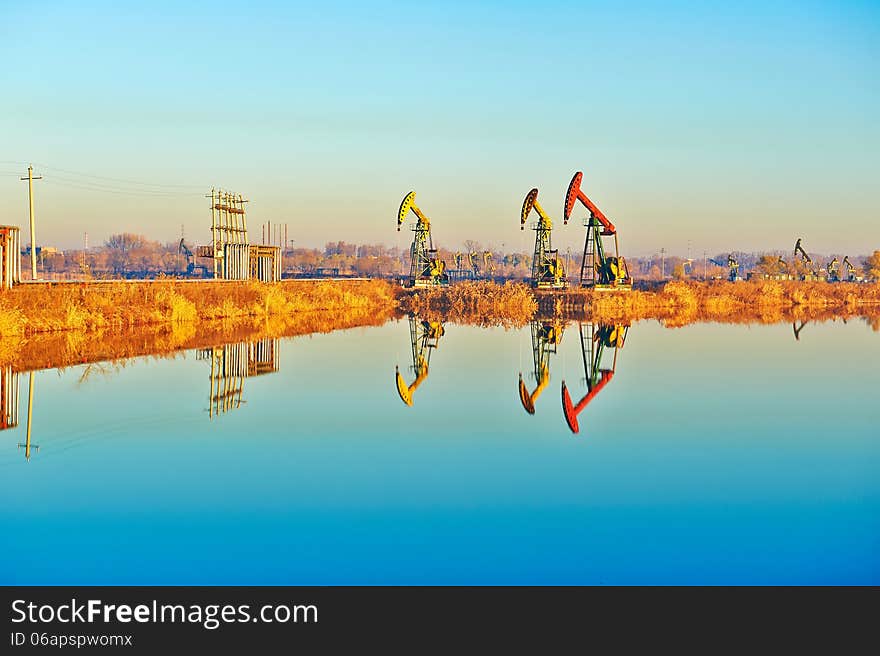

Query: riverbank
397;279;880;326
0;279;397;337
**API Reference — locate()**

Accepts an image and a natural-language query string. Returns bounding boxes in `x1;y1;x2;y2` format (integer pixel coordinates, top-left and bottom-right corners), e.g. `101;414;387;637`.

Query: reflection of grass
1;306;391;373
398;281;537;326
0;280;396;337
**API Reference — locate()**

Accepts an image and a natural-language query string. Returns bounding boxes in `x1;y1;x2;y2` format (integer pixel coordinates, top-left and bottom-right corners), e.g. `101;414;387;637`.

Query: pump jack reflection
518;319;565;414
199;337;280;418
395;316;444;407
562;322;628;434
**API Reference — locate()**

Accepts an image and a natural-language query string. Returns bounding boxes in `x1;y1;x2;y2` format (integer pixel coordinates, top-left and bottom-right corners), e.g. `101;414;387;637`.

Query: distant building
21;245;64;257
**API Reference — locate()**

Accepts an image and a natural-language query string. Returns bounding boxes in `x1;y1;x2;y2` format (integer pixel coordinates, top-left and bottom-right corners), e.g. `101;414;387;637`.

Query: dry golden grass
0;279;397;338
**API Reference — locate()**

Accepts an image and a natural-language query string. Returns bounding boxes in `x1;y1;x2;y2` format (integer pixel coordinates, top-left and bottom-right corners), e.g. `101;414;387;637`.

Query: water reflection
1;368;38;460
199;338;280;418
562;322;629;434
518;319;565;414
1;367;19;431
395;316;444;407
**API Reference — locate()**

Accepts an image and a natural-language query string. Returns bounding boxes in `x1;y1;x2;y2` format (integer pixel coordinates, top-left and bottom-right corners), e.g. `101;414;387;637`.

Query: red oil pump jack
564;171;632;290
561;321;628;434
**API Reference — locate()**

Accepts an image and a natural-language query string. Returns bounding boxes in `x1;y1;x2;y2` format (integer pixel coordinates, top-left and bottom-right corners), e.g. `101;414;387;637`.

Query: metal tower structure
561;322;628;434
518;319;565;415
395;316;444;407
397;191;448;287
563;171;632;290
520;188;566;289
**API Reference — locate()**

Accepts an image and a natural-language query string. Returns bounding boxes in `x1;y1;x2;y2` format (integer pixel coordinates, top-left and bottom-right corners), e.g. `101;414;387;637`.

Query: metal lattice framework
561;322;628;434
564;172;632;290
397;191;448;287
520;188;565;289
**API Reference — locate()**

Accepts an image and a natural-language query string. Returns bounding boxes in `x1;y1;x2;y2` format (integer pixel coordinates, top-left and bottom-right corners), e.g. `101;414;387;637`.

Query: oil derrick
395;317;444;407
520;188;565;289
564;171;632;290
397;191;448;287
561;322;628;434
518;320;564;415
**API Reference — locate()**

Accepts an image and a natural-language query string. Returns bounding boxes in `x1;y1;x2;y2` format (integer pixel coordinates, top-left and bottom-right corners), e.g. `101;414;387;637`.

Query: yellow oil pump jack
842;256;857;282
564;171;632;290
826;257;840;282
561;322;628;434
397;191;448;287
483;251;495;277
518;319;565;415
395;316;444;407
521;188;566;289
727;254;740;282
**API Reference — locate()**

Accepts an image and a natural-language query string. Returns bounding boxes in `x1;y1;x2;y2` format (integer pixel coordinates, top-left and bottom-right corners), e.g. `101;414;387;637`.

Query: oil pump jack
397;191;448;287
564;171;632;290
520;188;566;289
794;238;817;280
395;316;444;407
727;254;739;282
518;319;564;415
826;257;840;283
842;256;857;282
178;239;209;277
561;322;628;435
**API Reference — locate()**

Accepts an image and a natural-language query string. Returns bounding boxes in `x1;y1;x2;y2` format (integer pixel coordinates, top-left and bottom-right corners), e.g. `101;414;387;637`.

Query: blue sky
1;1;877;255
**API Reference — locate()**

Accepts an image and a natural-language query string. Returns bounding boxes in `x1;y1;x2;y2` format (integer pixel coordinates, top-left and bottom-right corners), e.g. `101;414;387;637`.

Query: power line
0;160;204;191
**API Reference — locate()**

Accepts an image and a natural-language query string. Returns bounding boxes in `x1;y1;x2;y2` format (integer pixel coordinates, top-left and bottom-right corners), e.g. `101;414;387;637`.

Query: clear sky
1;1;877;256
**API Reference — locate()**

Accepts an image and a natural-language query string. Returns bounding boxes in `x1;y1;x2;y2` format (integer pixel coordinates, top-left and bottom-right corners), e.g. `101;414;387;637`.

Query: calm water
1;318;878;584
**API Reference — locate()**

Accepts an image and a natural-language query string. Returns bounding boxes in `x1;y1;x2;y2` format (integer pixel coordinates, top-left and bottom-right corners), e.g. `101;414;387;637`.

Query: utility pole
660;247;666;279
20;165;42;280
703;250;707;281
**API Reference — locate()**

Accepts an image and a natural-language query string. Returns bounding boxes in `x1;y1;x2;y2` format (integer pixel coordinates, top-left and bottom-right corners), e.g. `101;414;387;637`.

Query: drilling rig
561;322;628;435
520;188;566;289
397;191;448;287
564;171;632;290
395;316;444;407
518;319;565;415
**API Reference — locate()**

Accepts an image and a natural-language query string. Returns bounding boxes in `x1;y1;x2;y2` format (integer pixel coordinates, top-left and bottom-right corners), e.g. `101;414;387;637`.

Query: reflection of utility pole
20;165;42;280
17;371;38;461
703;250;707;281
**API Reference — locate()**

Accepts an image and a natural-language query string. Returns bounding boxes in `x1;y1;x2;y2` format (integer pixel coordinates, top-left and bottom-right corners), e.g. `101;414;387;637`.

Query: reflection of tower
395;316;444;407
561;322;628;434
518;320;564;414
1;366;20;431
17;372;38;460
200;338;280;418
